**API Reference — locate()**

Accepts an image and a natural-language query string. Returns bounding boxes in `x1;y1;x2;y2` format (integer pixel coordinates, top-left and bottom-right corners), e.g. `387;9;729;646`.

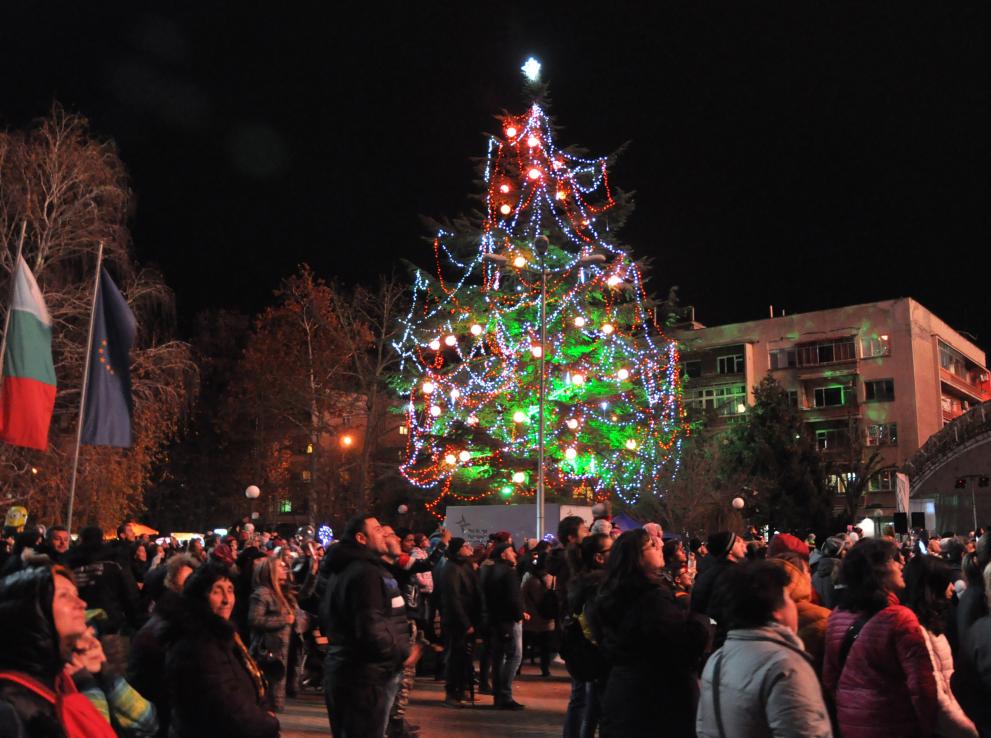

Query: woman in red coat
823;539;938;738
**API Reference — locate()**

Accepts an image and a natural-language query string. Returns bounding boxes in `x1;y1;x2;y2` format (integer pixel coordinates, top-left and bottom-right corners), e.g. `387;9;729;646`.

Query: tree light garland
395;103;687;516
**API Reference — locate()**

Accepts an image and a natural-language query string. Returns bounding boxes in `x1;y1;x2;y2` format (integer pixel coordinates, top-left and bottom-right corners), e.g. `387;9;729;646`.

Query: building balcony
940;368;991;403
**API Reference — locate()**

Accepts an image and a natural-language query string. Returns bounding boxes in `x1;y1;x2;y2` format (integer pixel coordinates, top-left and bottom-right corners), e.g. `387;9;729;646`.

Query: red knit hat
768;533;810;560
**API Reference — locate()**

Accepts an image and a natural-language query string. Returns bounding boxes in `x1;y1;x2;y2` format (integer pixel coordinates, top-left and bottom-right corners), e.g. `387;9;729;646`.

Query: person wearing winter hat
767;533;811;561
690;531;747;630
812;535;850;609
438;537;481;707
484;542;525;710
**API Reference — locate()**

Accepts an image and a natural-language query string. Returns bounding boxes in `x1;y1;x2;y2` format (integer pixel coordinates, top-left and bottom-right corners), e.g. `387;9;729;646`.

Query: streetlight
245;484;260;520
488;236;608;540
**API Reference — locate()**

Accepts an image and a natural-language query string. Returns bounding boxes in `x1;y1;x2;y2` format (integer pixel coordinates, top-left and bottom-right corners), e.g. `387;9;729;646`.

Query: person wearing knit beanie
707;531;742;560
447;538;467;559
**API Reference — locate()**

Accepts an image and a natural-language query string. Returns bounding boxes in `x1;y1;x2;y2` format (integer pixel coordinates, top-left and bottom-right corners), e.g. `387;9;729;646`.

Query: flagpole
0;221;29;385
66;242;104;534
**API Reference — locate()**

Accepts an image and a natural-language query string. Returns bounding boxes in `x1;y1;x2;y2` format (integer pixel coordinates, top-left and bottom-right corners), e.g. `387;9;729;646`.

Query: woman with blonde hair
248;555;296;711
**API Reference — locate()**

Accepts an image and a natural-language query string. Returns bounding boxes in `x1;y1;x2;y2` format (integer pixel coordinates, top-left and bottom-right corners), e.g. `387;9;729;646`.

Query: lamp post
245;484;260;521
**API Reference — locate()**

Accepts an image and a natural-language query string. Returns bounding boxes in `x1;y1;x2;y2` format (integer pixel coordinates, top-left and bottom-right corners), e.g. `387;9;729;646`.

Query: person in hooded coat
165;562;279;738
767;552;831;673
0;565;116;738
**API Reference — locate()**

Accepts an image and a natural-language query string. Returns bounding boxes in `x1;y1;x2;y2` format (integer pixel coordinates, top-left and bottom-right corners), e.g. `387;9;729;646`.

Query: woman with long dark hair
903;555;977;738
166;562;279;738
823;538;938;738
588;529;708;738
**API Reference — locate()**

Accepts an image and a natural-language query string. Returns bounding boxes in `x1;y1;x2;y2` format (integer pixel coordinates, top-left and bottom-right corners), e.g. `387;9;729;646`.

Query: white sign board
444;504;594;546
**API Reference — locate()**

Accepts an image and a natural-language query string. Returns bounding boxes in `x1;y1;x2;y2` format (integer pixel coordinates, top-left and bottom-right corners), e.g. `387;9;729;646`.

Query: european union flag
81;269;136;447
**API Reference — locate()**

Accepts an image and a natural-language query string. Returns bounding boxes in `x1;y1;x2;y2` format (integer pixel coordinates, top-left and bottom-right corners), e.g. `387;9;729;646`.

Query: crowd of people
5;513;991;738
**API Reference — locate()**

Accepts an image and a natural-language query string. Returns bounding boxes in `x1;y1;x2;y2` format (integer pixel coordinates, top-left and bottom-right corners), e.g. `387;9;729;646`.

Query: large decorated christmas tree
396;87;688;518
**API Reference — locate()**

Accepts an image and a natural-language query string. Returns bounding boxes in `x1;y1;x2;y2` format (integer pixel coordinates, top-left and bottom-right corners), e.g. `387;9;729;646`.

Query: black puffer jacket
164;596;279;738
439;554;481;632
128;590;184;737
0;567;69;738
319;541;410;681
483;559;524;626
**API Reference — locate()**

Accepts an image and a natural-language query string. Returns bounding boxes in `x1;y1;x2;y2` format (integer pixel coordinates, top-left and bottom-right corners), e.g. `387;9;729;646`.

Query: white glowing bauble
573;316;586;328
625;439;638;450
528;168;541;180
617;368;630;380
606;275;622;287
470;323;483;336
397;504;409;514
602;323;614;335
566;418;579;430
429;339;441;350
459;450;471;462
512;471;526;483
513;411;527;423
500;204;512;215
530;345;543;358
422;381;435;394
444;454;457;465
565;447;578;460
732;497;745;510
571;373;585;386
444;335;457;346
506;126;518;138
521;56;541;82
499;183;510;193
450;388;461;400
555;190;567;200
467;415;479;426
430;405;442;417
513;256;527;268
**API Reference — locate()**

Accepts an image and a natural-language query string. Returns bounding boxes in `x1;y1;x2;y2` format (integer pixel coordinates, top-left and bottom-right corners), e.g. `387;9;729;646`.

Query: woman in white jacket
904;555;977;738
696;560;833;738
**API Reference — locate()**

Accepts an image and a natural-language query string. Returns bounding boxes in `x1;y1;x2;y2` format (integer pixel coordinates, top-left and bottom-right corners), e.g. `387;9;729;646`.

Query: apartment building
672;298;991;514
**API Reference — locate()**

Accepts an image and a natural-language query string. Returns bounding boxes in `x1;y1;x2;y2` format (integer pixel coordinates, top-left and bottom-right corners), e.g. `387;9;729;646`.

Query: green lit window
279;499;292;514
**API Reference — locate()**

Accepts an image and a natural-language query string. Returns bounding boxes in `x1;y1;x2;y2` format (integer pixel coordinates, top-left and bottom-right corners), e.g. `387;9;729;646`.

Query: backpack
558;608;605;682
0;671;117;738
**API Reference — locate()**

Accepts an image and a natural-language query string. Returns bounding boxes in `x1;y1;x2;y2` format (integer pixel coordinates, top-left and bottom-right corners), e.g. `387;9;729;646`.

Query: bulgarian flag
0;256;56;450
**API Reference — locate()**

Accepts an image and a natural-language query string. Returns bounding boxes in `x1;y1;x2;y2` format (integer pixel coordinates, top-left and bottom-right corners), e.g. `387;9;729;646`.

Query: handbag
0;670;117;738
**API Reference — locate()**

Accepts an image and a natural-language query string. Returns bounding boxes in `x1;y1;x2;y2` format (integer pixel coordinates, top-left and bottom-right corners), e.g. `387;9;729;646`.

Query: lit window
868;470;896;491
866;423;898;446
860;335;891;358
306;443;314;454
301;470;312;483
279;499;293;514
398;425;409;436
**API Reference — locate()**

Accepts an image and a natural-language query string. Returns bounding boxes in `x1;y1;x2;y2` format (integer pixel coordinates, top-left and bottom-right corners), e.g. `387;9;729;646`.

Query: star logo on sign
97;339;115;375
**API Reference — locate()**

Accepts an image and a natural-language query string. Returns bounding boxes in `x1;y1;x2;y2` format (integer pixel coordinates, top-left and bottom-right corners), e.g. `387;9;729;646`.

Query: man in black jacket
439;537;481;708
484;542;526;710
320;514;411;738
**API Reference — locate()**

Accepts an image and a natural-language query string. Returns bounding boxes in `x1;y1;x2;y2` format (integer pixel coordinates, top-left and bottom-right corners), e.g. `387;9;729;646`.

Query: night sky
2;3;988;349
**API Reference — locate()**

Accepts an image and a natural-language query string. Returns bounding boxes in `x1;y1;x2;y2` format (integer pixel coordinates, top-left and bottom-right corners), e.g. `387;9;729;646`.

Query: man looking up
484;542;526;710
321;514;411;738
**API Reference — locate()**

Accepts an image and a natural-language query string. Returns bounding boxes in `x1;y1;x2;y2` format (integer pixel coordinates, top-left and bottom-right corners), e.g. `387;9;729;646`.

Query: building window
868;470;896;491
279;499;293;514
860;335;891;358
769;348;797;370
398;425;409;436
866;423;898;446
305;443;314;454
796;338;856;367
684;360;702;379
815;427;849;450
786;390;800;408
686;384;747;416
300;470;312;483
716;354;744;374
813;386;845;408
865;379;895;402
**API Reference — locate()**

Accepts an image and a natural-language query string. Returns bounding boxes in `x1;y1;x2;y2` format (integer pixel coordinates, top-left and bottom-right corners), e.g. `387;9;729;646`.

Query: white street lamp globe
731;497;745;510
245;485;261;500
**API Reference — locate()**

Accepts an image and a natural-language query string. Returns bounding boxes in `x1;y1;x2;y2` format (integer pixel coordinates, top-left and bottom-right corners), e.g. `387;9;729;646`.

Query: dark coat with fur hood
164;576;279;738
0;567;68;738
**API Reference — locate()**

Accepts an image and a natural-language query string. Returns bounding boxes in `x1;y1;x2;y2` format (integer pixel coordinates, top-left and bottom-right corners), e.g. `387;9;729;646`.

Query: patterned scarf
232;632;267;702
